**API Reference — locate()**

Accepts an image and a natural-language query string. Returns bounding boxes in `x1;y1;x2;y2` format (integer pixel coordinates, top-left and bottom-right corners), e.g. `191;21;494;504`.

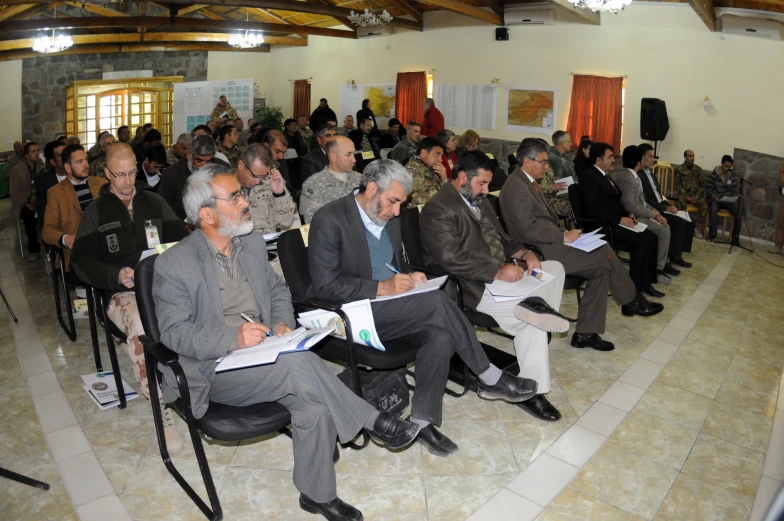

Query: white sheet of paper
720;195;739;203
554;176;575;196
568;237;607;253
139;249;156;261
370;275;448;302
298;299;386;351
664;210;692;222
619;222;649;233
261;231;283;241
215;327;332;372
485;270;554;302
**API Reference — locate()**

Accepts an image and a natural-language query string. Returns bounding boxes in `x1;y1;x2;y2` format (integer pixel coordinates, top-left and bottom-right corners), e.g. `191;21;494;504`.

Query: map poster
338;83;396;128
505;88;556;135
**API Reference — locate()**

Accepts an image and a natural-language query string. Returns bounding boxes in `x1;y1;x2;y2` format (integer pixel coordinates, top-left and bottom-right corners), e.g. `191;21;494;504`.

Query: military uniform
390;137;418;165
538;162;573;217
216;142;243;169
247;175;297;233
548;146;577;183
238;129;252;148
298;127;314;152
166;148;183;167
675;162;707;229
89;153;107;178
337;126;355;137
406;158;442;208
300;167;363;224
210;102;239;121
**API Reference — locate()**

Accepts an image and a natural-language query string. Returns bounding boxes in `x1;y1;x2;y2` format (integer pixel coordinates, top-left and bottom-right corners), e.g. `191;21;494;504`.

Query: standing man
167;133;191;167
548;131;577;182
242;144;297;233
300;136;363;224
210;95;238;121
301;124;337;183
9;141;44;256
390;122;422;165
770;160;784;255
117;125;131;144
348;117;379;157
309;98;337;132
297;115;314;151
37;140;67;226
421;98;445;138
337;115;355;137
675;149;707;235
89;132;115;178
216;125;243;169
405;137;447;208
706;155;742;244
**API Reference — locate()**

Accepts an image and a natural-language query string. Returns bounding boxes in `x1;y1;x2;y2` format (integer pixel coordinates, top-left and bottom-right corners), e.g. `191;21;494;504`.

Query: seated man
301;124;337;183
216;125;243;169
405;137;447;208
284;118;307;157
578;143;664;299
421;150;572;421
167;133;191;167
154;164;420;521
260;130;295;195
9;141;44;256
501;140;663;352
706;154;742;244
537;137;573;218
337;115;355;137
390;122;421;165
297;115;314;152
638;143;695;266
139;144;167;189
242;143;297;233
675;149;707;236
70;143;190;452
36;140;67;227
88;132;115;178
309;159;539;456
42;144;107;270
610;146;678;283
348;117;379;157
133;128;161;167
300;136;363;224
548;130;577;182
377;118;401;150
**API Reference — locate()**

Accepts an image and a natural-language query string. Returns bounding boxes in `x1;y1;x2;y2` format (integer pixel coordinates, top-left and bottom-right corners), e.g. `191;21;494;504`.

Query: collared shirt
355;197;385;239
143;164;160;188
522;170;536;183
57;173;67;183
205;236;244;280
596;166;608;177
643;168;663;202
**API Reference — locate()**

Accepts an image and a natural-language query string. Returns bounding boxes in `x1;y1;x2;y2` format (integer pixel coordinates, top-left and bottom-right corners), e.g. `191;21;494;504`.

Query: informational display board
173;78;255;138
505;87;557;134
435;84;497;130
338;83;396;128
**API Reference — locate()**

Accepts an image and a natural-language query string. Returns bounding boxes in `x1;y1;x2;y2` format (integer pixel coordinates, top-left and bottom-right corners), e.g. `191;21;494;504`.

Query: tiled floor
1;197;783;521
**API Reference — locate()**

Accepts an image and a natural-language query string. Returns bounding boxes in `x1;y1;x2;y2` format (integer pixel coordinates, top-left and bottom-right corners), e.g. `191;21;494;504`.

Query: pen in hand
120;266;134;283
241;313;272;336
385;263;400;274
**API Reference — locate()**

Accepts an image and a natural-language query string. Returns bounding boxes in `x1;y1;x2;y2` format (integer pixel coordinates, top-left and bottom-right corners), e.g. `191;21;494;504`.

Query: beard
365;194;388;226
217;207;254;237
460;184;485;207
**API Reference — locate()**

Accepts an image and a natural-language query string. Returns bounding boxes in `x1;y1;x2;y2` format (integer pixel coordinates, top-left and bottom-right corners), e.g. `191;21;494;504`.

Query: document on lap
554;176;575;196
298;299;386;351
215;326;334;372
619;222;649;233
567;229;607;253
370;275;448;302
485;270;555;303
720;195;739;203
664;210;692;222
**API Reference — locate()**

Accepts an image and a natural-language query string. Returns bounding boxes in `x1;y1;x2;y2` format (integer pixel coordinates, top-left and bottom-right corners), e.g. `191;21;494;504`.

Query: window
426;73;434;99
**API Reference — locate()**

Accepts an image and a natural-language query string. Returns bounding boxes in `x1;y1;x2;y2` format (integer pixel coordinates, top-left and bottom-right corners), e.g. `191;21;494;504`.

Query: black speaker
640;98;669;141
496;27;509;41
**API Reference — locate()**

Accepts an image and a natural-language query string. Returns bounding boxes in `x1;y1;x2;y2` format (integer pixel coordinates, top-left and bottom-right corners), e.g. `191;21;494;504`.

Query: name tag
361;151;374;160
145;220;161;249
486;153;495;160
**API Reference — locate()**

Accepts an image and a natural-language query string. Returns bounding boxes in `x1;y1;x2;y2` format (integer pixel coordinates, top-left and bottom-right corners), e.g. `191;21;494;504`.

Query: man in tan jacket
9;141;44;256
771;160;784;255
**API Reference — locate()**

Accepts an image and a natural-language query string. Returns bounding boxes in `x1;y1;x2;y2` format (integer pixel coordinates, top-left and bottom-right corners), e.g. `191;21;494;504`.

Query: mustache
239;206;250;216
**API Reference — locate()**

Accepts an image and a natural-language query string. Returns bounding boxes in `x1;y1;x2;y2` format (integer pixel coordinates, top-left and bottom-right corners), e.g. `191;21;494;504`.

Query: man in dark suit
348;117;380;158
308;159;539;457
37;140;67;226
578;143;664;299
301;124;337;183
639;143;695;263
500;139;663;352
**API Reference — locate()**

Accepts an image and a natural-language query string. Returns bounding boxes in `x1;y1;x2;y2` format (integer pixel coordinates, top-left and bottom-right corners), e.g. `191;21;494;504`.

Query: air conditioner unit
504;7;555;26
719;15;781;40
356;25;393;38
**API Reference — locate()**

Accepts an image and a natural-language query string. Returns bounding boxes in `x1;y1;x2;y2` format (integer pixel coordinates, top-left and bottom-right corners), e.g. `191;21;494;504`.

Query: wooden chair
703;209;734;239
653;163;675;201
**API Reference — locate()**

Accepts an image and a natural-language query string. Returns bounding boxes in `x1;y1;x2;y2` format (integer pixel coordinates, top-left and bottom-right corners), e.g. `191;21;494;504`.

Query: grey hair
552;130;569;146
424;97;435;107
515;138;549;165
182;163;233;227
315;123;337;139
99;132;114;145
190;134;217;157
360;159;413;196
239;143;273;169
175;133;192;146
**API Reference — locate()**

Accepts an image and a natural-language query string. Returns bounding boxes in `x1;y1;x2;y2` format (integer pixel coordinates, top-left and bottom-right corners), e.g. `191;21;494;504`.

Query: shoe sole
621;307;663;317
299;499;364;521
570;342;615;351
513;307;570;333
369;424;422;450
417;438;459;458
477;387;537;403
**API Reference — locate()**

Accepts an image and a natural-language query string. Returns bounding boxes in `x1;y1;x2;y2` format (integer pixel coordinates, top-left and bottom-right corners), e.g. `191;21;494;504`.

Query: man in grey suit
500;139;663;352
308;159;539;458
153;164;421;521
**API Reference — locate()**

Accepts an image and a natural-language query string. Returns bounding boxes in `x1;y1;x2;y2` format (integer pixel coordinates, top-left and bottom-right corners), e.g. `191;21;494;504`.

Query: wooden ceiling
0;0;779;61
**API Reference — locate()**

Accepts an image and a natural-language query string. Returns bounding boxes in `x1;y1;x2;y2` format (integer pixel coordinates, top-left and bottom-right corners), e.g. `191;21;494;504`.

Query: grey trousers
208;351;377;503
638;217;671;270
371;291;491;426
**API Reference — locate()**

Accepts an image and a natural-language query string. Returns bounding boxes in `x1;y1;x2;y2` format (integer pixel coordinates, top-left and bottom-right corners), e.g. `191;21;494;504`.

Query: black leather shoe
663;263;681;276
570;332;615;351
670;257;692;268
516;394;562;422
367;412;420;450
621;295;664;317
642;286;665;298
300;494;363;521
476;371;537;403
513;296;575;333
414;423;458;457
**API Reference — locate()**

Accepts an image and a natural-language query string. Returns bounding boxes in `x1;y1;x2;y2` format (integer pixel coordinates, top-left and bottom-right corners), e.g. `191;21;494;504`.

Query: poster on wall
505;88;556;134
435;84;497;130
338;83;396;128
173;78;254;138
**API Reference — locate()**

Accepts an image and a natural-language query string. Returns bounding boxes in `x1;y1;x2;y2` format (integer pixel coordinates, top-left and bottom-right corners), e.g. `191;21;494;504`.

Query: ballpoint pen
385;263;400;274
241;313;272;336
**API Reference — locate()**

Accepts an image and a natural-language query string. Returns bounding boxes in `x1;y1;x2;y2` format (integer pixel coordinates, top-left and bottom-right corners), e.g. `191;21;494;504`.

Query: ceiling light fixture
33;3;74;54
229;9;265;49
567;0;632;14
347;8;394;27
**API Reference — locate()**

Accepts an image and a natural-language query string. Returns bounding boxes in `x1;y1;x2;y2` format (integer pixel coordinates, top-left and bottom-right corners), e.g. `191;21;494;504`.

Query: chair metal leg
98;300;126;409
0;288;18;323
575;287;582;304
443;362;470;398
16;220;23;258
86;288;102;372
53;260;77;342
0;466;50;490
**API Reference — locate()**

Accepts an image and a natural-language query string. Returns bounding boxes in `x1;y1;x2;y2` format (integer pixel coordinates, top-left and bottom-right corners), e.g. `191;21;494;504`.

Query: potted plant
256;106;284;131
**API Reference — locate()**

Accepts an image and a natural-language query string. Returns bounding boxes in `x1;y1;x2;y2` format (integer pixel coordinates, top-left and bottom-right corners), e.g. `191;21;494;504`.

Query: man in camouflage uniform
337;115;355;137
236;118;251;147
88;132;115;178
210;95;238;121
405;137;446;208
675;149;707;236
167;133;191;167
539;156;573;218
297;115;314;152
548;131;577;182
300;136;363;224
216;125;243;169
240;144;297;233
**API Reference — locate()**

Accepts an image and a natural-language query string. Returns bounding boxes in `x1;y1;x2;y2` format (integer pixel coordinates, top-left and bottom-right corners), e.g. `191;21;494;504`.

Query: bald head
326;136;356;174
105;143;137;200
683;149;695;166
106;142;136;169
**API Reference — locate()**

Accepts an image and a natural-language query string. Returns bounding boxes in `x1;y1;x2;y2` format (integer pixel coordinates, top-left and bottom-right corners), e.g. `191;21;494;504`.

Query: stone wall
21;51;208;144
733;148;784;242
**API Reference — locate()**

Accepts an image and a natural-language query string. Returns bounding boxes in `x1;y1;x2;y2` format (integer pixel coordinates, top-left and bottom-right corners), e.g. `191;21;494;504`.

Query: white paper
370;275;448;302
720;195;739;203
298;299;386;351
435;84;497;130
81;373;139;410
664;210;692;222
485;270;554;303
569;238;607;253
139;248;156;262
261;231;283;241
215;327;333;372
619;222;649;233
554;176;575;196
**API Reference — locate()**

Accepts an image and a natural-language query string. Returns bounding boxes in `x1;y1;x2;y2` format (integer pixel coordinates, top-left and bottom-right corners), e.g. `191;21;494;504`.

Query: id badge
145;220;161;248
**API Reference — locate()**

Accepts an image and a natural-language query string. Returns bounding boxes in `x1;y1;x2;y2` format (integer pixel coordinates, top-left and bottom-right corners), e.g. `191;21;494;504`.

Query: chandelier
347;8;394;27
568;0;632;14
229;9;265;49
33;3;73;54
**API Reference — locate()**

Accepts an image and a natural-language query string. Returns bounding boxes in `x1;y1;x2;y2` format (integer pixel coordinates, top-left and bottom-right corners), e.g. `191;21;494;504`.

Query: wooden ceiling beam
198;6;228;19
414;0;500;24
688;0;716;30
547;0;600;25
172;3;208;14
0;41;270;61
74;3;130;17
0;3;37;21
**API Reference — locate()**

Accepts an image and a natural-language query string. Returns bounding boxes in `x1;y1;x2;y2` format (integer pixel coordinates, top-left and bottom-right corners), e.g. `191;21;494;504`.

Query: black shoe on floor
621;294;664;317
367;412;420;450
414;423;458;457
570;332;615;351
516;394;562;422
476;371;537;403
663;263;681;276
642;286;666;298
706;235;716;242
670;257;692;268
513;296;575;333
300;494;364;521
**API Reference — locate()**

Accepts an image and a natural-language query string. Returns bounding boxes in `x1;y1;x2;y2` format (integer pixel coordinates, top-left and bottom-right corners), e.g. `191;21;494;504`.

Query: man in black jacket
301;124;337;183
348;117;379;157
309;98;337;132
36;140;67;226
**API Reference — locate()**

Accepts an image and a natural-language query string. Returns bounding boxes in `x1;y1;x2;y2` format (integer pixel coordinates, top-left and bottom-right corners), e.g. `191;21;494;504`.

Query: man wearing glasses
241;143;297;233
71;143;190;453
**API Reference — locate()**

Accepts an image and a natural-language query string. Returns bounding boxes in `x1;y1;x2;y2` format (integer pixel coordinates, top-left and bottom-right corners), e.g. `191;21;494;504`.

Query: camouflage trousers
106;291;162;403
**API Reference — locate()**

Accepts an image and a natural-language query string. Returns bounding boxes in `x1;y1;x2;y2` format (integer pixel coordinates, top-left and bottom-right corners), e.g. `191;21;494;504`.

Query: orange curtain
566;75;624;152
395;71;426;127
292;80;311;120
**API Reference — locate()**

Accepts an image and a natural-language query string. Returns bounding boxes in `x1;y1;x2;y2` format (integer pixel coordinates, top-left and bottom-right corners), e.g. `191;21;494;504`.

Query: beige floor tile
14;501;79;521
333;436;424;476
422;421;518;475
571;444;678;520
681;433;765;498
537;487;644;521
505;418;574;468
655;473;753;521
337;475;427;521
635;381;713;430
715;378;779;417
669;339;734;373
608;409;699;470
656;358;725;398
0;411;49;462
441;388;502;422
725;355;782;391
558;378;617;416
702;401;774;453
549;348;618;381
686;318;742;353
0;452;70;520
214;467;311;521
94;446;145;494
426;474;515;521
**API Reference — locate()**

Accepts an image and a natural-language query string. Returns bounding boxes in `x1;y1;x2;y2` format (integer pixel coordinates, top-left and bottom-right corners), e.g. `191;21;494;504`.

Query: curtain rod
289;77;313;82
570;72;628;78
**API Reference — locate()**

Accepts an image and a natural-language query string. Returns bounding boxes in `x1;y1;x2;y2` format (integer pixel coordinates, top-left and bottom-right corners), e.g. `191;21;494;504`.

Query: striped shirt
205;236;244;279
72;181;94;211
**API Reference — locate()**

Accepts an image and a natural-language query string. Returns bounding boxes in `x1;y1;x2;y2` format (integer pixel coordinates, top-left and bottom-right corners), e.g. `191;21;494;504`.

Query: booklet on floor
298;299;386;351
215;326;334;373
485;269;555;303
81;372;139;411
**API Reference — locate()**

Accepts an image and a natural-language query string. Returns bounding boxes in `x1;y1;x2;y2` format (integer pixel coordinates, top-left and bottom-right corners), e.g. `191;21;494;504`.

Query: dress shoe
670;257;692;268
300;494;363;521
642;286;666;298
516;394;562;422
414;423;458;457
367;412;420;450
694;229;704;239
621;295;664;317
656;271;672;285
706;235;716;242
514;296;575;333
476;371;537;403
570;332;615;351
663;263;681;276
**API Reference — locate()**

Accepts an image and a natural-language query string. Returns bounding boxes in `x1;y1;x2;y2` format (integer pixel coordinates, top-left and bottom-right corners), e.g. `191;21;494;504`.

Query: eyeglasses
244;163;267;179
530;158;550;166
106;167;138;180
212;188;249;206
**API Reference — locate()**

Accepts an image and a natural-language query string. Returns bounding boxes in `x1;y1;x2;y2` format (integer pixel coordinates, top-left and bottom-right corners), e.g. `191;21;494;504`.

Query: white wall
207;51;271;100
0;60;22;149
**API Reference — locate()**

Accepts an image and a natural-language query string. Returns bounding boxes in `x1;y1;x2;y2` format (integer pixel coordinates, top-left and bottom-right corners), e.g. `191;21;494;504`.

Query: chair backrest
489;167;507;192
507;154;518;175
653;164;674;198
135;254;161;342
283;148;298;160
277;229;311;300
399;207;426;267
380;148;391;160
568;183;587;221
485;193;509;232
286;157;303;193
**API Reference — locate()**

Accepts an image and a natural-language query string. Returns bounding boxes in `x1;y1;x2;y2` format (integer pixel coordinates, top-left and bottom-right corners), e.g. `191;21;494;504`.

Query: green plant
256;106;284;131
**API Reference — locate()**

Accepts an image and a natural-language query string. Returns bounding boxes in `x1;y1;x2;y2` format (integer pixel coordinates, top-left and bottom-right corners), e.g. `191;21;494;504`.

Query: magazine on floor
81;372;139;411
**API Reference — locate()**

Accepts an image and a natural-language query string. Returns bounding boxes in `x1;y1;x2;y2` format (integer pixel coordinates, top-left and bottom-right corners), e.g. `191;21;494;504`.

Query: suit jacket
42;176;108;269
610;168;651;218
356;108;379;136
9;161;44;220
500;169;565;246
578;166;628;227
639;168;669;214
348;129;379;156
420;183;523;311
421;106;445;138
36;169;61;226
308;193;408;303
158;156;230;219
153;229;295;418
300;147;330;184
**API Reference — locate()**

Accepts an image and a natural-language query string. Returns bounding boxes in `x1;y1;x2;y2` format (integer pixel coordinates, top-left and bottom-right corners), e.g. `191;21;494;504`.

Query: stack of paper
720;195;739;203
619;221;649;233
371;275;447;302
215;326;333;372
554;176;575;196
82;373;139;410
664;210;692;222
485;270;554;303
567;228;607;253
299;299;386;351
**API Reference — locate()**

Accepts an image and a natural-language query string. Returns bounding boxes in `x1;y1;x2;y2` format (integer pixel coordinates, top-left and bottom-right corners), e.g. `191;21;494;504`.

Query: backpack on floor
337;367;410;417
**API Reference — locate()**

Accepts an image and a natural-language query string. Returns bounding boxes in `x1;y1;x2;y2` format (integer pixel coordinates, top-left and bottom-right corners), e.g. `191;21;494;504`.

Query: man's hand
237;322;270;348
411;272;428;285
269;169;286;195
433;162;448;182
63;234;75;249
654;213;668;226
522;252;541;274
564;229;582;244
495;264;525;282
551;182;567;193
118;267;135;289
378;274;415;296
666;205;678;214
620;217;635;227
274;323;292;336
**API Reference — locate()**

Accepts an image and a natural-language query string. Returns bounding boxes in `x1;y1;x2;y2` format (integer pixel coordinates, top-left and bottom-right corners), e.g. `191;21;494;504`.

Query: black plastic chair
135;255;293;521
